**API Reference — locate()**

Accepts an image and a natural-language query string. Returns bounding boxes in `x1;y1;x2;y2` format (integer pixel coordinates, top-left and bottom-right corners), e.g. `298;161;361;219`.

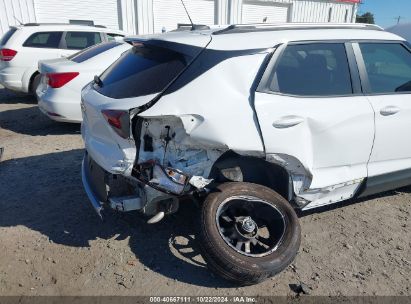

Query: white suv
80;23;411;285
0;23;125;94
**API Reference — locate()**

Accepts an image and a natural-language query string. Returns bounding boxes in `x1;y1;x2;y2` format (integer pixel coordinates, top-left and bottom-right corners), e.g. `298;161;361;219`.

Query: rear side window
359;43;411;93
69;41;122;63
0;28;17;45
65;32;102;50
95;44;189;99
270;43;353;96
23;32;63;48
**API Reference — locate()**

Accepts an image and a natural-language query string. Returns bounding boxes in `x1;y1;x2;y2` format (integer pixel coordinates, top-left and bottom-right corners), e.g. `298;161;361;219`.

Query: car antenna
180;0;195;30
13;15;23;25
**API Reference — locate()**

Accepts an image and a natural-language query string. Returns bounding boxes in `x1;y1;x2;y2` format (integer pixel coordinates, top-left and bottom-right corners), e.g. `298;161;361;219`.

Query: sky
358;0;411;29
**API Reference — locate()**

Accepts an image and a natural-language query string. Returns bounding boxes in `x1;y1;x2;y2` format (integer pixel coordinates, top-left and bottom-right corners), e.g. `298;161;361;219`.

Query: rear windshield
0;28;17;45
95;44;189;99
69;41;122;63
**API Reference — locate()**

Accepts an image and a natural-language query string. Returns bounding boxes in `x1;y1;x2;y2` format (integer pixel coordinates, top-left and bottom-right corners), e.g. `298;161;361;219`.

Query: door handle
273;116;305;128
380;106;400;116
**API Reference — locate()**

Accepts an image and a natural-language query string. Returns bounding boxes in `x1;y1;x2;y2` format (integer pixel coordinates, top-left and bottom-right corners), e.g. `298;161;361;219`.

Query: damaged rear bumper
81;155;104;218
81;151;208;220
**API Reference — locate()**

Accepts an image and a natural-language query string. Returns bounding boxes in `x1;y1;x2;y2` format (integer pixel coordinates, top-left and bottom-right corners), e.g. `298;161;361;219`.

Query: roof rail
213;23;384;35
23;23;106;28
171;23;210;32
24;23;68;26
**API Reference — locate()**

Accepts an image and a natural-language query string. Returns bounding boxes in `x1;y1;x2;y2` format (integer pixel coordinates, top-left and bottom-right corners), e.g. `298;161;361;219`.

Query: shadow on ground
0;149;231;288
0;102;80;136
0;88;37;104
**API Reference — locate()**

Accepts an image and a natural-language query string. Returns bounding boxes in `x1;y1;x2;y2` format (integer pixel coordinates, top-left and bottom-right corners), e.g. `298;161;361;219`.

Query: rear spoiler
122;36;210;59
123;37;149;47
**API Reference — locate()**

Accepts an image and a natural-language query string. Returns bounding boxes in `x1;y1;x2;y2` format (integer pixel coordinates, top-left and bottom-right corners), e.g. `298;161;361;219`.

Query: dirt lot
0;86;410;297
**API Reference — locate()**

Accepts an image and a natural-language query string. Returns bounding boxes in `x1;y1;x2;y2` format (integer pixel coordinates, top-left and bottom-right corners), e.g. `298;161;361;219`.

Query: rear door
19;31;65;89
353;41;411;192
254;42;375;207
21;31;64;59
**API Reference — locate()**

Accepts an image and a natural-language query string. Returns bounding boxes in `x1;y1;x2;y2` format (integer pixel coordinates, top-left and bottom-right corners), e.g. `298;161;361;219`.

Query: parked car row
0;23;125;94
1;22;411;286
37;41;131;122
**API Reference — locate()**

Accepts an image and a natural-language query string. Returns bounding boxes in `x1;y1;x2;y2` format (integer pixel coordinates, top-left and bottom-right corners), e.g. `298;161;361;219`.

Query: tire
199;182;301;286
30;73;41;95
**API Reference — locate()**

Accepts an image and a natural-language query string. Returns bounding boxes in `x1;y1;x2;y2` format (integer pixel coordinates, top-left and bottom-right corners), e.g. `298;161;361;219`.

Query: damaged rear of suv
81;23;411;285
81;29;298;285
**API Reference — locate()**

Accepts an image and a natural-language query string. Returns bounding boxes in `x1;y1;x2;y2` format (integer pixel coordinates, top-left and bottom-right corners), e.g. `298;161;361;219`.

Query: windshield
94;43;190;99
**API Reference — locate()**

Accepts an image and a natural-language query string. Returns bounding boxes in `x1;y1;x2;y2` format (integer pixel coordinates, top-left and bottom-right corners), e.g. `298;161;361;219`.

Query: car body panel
139;50;268;154
254;92;375;209
81;84;158;175
366;93;411;177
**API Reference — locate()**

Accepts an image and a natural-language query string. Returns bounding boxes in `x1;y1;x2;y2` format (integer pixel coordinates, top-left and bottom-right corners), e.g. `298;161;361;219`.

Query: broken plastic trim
133;161;213;196
134;161;191;195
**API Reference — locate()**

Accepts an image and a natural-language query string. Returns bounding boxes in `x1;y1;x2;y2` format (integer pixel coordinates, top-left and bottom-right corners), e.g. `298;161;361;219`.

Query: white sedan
37;41;131;123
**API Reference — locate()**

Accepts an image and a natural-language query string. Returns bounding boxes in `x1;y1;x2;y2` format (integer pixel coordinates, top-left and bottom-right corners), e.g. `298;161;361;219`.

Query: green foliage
356;12;375;24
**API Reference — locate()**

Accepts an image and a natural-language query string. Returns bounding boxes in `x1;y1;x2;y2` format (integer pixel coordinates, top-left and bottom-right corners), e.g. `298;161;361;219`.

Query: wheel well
208;151;291;201
29;71;40;93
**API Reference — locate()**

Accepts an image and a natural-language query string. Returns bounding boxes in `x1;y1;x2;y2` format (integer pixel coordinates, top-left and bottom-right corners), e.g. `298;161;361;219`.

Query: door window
65;32;102;50
23;32;63;48
359;43;411;93
270;43;353;96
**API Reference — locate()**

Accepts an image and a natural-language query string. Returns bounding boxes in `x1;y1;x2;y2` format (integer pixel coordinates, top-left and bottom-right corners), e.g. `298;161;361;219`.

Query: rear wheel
199;182;301;285
30;73;41;95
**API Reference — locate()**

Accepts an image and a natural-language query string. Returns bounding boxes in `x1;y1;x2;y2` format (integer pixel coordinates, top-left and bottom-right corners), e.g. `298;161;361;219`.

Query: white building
0;0;359;36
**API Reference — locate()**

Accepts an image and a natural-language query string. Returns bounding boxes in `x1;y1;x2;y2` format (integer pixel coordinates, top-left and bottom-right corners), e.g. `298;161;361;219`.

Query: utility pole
395;16;402;24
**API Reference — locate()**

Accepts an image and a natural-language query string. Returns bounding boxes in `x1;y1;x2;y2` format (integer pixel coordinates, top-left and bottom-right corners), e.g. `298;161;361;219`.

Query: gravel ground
0;87;410;297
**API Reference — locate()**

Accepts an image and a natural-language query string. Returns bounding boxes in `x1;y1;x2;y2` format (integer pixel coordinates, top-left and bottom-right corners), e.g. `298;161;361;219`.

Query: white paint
366;94;411;177
255;93;375;190
36;42;132;123
189;176;214;189
301;180;363;210
140;52;268;154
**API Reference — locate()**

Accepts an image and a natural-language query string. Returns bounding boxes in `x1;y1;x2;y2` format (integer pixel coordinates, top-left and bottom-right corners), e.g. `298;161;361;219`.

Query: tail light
0;49;17;61
47;72;79;88
102;110;130;139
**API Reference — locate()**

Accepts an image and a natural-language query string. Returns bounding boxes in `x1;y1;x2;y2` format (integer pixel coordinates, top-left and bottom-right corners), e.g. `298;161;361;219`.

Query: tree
356;12;375;24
